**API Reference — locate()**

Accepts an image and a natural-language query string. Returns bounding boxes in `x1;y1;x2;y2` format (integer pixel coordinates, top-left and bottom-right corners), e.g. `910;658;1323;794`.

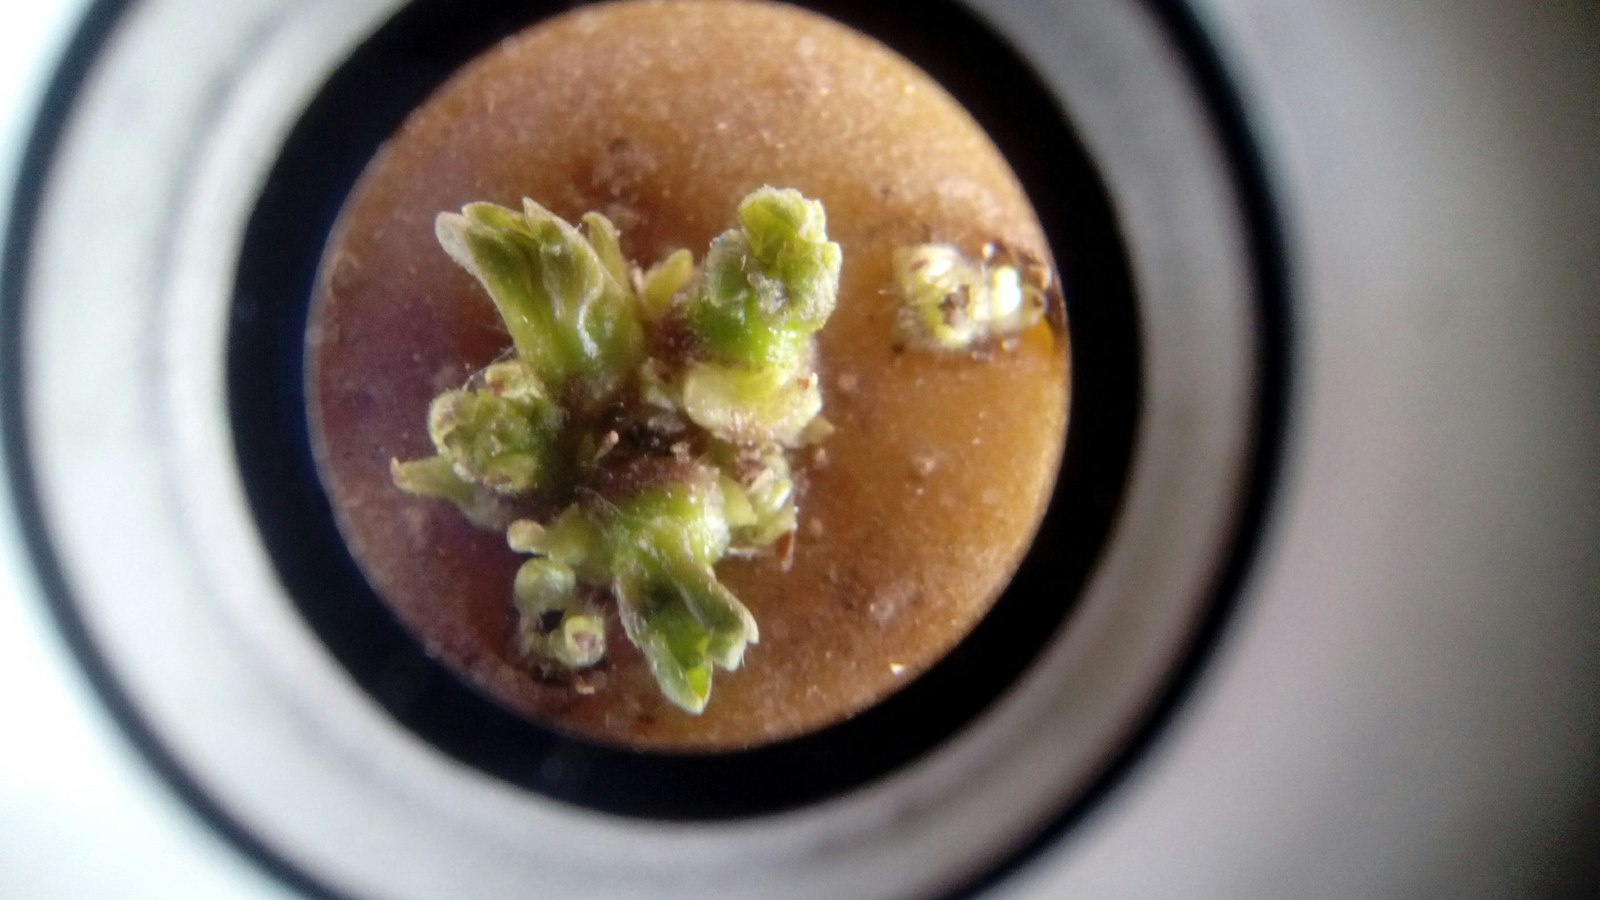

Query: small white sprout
894;241;1059;352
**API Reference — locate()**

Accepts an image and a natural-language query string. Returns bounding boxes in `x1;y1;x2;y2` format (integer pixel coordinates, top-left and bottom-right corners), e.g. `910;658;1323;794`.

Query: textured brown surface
306;0;1069;750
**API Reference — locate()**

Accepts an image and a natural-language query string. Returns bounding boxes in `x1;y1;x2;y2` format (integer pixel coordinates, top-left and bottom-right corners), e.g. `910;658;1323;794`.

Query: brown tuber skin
306;0;1069;751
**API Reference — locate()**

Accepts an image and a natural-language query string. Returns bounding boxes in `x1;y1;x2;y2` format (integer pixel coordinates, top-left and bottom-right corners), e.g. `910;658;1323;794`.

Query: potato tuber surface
307;0;1069;750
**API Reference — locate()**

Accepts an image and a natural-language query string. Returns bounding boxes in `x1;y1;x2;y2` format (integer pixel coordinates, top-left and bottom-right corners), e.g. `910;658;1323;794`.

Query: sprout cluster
392;187;839;714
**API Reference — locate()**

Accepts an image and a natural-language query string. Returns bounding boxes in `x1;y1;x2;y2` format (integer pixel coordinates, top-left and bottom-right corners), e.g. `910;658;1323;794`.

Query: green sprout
677;189;840;445
435;199;646;412
505;468;758;713
393;187;838;714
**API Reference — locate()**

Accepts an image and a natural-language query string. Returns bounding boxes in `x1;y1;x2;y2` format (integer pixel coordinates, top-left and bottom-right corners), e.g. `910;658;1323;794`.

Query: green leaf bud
512;557;607;669
436;200;645;407
682;187;840;369
424;361;564;496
